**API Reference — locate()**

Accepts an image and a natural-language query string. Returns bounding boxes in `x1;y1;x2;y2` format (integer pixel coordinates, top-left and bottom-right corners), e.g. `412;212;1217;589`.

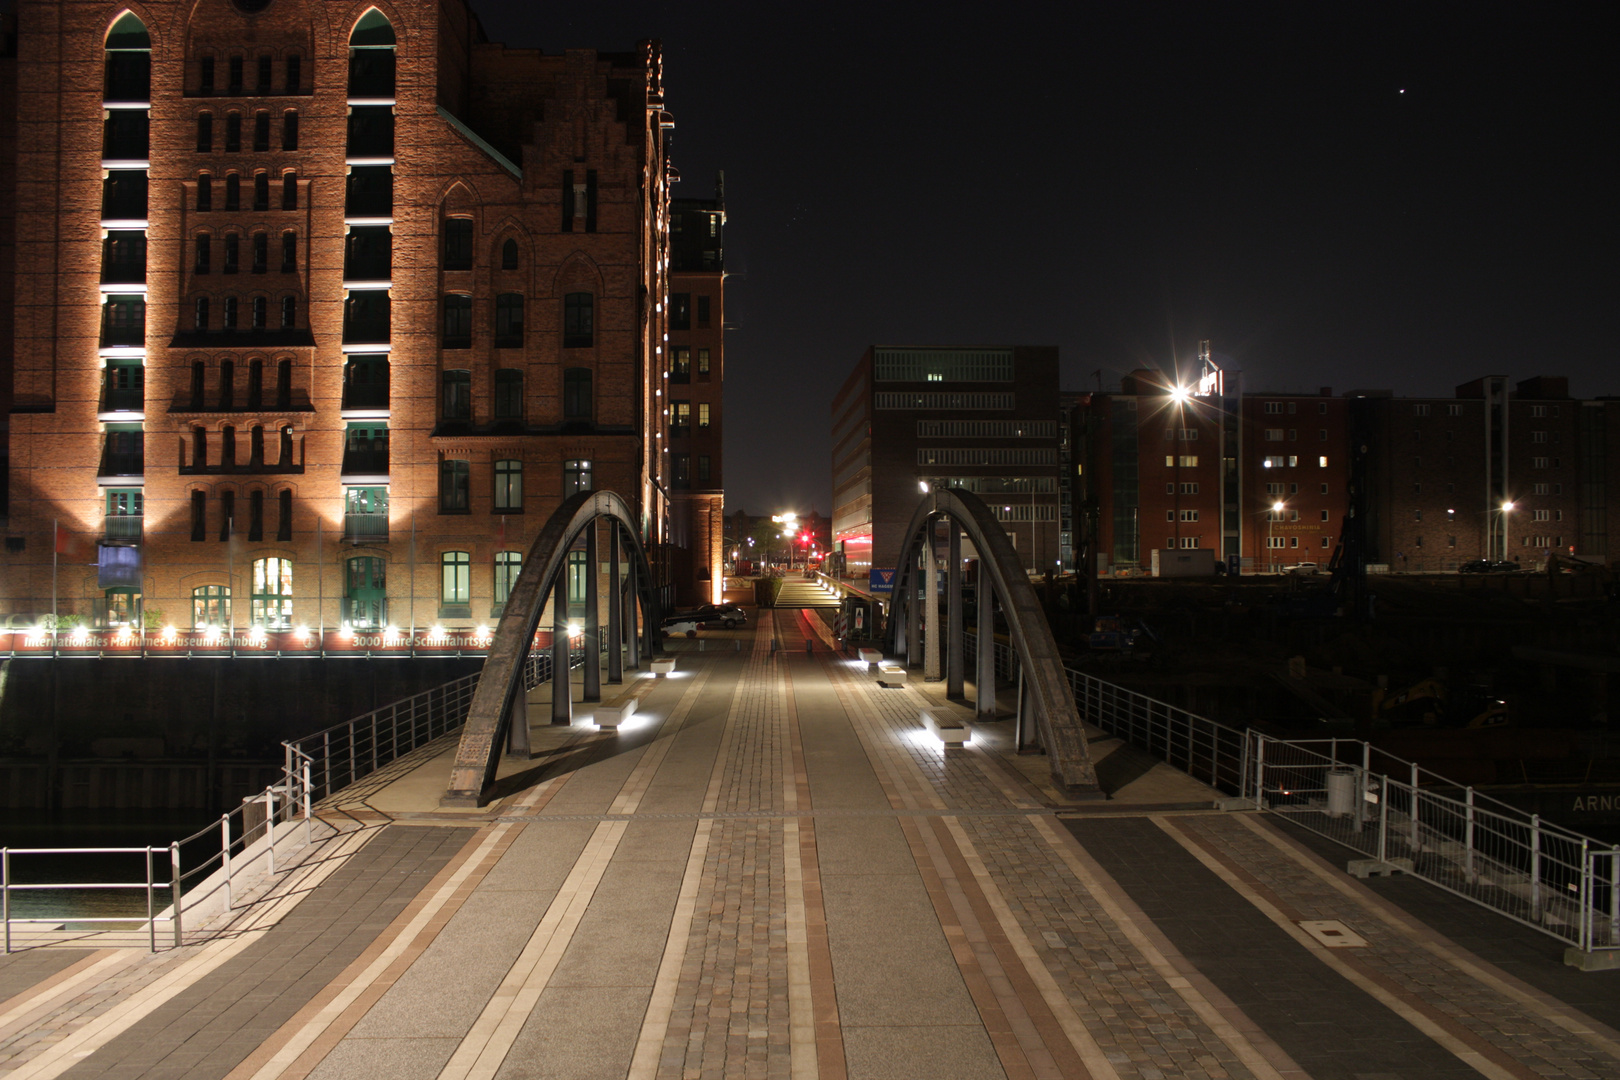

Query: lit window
493;458;522;511
441;551;471;607
251;557;293;628
1317;456;1328;467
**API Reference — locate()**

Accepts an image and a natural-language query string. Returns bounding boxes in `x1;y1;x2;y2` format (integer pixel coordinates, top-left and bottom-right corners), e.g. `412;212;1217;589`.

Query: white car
1283;562;1320;575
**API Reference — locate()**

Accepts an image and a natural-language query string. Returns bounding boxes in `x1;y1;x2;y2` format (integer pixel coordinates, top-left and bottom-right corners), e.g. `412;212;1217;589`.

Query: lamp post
1169;384;1190;552
1500;500;1514;563
1270;500;1284;572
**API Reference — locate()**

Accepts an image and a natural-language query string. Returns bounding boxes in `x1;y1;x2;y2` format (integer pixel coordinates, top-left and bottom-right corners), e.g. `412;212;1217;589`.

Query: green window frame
566;549;589;611
344;555;387;629
251;556;293;628
564;458;592;496
493;550;522;614
441;550;471;611
439;459;470;512
192;584;230;628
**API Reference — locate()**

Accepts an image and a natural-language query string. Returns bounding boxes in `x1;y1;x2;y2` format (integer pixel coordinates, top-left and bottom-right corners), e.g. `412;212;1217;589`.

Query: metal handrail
2;629;607;952
965;630;1620;956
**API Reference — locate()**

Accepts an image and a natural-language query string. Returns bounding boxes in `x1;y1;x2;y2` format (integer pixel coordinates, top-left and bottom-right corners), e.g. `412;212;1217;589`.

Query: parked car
1282;562;1320;576
660;603;747;637
1459;559;1523;574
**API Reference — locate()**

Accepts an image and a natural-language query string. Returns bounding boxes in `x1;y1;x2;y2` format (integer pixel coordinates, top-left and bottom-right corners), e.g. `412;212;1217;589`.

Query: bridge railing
966;631;1620;956
4;631;609;952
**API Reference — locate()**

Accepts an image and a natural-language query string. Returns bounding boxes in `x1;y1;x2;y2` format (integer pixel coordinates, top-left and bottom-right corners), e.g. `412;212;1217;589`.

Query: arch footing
440;491;661;806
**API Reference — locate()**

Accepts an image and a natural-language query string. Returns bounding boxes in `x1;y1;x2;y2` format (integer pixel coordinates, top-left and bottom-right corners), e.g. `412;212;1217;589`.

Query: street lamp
1500;501;1514;563
1270;500;1285;572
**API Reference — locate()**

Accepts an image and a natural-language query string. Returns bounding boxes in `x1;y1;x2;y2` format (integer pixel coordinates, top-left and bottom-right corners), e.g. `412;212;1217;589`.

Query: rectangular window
1318;456;1328;467
673;453;691;487
285;55;301;94
563;293;593;347
671;401;691;433
1532;431;1549;443
697;348;711;376
282;111;299;151
670;293;691;330
698;402;710;428
494;293;524;346
439;458;470;512
564;459;592;495
442;294;472;348
1447;404;1462;416
441;369;471;420
698;455;711;484
1265;402;1282;414
1533;456;1550;469
696;295;711;328
493;368;522;419
196;113;213;153
1179;509;1198;522
1264;429;1283;441
494;458;522;511
493;551;522;612
281;232;296;273
253;111;270;153
199;56;215;96
441;551;471;608
443;218;473;270
671;346;691;382
1321;510;1330;521
1163;455;1198;468
872;348;1014;383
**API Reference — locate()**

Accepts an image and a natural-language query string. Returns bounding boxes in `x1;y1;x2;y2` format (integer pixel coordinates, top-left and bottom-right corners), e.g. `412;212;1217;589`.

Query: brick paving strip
629;625;805;1080
1161;813;1620;1079
781;648;846;1080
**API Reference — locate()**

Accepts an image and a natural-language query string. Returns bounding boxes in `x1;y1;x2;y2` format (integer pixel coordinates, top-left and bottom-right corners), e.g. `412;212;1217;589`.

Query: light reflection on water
1;809;219;928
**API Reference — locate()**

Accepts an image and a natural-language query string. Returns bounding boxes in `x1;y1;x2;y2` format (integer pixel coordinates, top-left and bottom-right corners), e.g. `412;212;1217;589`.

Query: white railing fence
967;630;1620;956
4;631;604;952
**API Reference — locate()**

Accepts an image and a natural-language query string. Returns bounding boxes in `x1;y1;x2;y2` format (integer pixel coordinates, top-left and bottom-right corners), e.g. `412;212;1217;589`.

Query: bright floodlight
1502;501;1515;512
1169;384;1191;404
1272;501;1285;512
919;480;929;493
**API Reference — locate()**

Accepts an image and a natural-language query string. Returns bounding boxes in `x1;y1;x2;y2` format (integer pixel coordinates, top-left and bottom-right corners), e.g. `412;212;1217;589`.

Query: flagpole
52;518;59;656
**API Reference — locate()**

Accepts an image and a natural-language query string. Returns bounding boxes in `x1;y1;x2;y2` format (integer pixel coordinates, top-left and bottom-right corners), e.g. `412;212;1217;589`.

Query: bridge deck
5;611;1620;1080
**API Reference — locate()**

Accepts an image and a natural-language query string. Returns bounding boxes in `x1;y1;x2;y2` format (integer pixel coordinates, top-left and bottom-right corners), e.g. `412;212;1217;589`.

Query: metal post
626;557;641;670
907;553;922;669
266;788;276;876
583;521;600;702
171;843;183;948
347;721;355;787
323;731;331;800
1409;762;1421;851
552;583;572;725
1254;736;1266;810
975;584;996;721
3;848;10;954
221;815;232;910
1580;838;1591;952
302;761;312;845
1358;741;1372;828
923;520;940;682
946;521;963;698
1530;813;1542;919
1464;788;1476;883
608;524;623;683
1377;776;1389;863
146;847;156;953
1239;732;1252;804
1610;848;1619;947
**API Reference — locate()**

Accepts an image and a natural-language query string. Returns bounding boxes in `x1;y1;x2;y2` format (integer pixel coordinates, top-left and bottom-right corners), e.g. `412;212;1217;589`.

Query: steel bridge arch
443;491;661;806
888;487;1098;793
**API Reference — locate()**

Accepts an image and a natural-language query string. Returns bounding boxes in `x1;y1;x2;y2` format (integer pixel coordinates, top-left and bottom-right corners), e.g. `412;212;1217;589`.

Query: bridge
4;494;1620;1079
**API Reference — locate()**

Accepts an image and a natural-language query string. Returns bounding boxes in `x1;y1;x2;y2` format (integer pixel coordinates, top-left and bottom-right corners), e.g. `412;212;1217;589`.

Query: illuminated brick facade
0;0;703;629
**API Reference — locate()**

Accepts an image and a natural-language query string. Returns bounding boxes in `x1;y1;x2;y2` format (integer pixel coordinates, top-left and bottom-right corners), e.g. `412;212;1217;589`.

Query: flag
54;522;92;561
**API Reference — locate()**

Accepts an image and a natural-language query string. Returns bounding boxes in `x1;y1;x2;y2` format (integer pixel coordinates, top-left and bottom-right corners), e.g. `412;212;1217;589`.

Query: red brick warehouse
0;0;723;629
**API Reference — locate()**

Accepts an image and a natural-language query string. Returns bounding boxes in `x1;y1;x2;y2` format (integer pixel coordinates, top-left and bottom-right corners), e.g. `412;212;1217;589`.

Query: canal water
1;808;221;927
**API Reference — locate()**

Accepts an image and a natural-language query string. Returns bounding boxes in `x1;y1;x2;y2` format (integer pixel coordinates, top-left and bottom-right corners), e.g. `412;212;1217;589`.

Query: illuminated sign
1196;358;1223;398
0;627;559;655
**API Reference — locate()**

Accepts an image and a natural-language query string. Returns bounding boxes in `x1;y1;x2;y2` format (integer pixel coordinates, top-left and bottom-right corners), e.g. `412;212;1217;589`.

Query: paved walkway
4;611;1620;1080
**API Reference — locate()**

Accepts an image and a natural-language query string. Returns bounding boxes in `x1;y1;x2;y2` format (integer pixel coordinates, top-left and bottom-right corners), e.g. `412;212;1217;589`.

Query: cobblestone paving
653;625;795;1079
1174;813;1620;1079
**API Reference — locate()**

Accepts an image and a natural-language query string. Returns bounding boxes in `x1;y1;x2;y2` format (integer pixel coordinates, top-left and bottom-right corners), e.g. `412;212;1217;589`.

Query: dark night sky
471;1;1616;517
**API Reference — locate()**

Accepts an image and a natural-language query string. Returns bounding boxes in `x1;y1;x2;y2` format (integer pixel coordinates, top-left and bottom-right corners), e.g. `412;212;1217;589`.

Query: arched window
501;238;519;270
281;295;297;328
253;172;269;211
225;173;240;211
282;110;299;151
196;113;213;153
349;11;398;96
198;172;212;211
251;557;293;628
277;488;293;540
223;232;240;273
493;368;522;420
251;295;267;330
247;488;264;540
194;234;211;274
285;55;302;95
220;360;235;408
443;218;473;270
198;55;215;96
222;295;239;330
192;426;207;467
104;13;151;101
225;112;241;152
247;359;263;407
563;367;592;419
252;231;267;272
442;294;472;348
190;362;206;407
253;111;270;153
282;171;298;210
276;360;293;408
280;232;296;273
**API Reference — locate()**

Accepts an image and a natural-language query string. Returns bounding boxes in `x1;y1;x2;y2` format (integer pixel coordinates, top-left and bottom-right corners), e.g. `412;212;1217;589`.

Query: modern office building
0;0;701;631
831;345;1060;582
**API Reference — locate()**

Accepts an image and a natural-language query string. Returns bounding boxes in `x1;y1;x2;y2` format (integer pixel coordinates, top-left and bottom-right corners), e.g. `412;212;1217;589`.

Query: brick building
665;180;725;604
0;0;711;630
1068;369;1618;576
831;346;1060;582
